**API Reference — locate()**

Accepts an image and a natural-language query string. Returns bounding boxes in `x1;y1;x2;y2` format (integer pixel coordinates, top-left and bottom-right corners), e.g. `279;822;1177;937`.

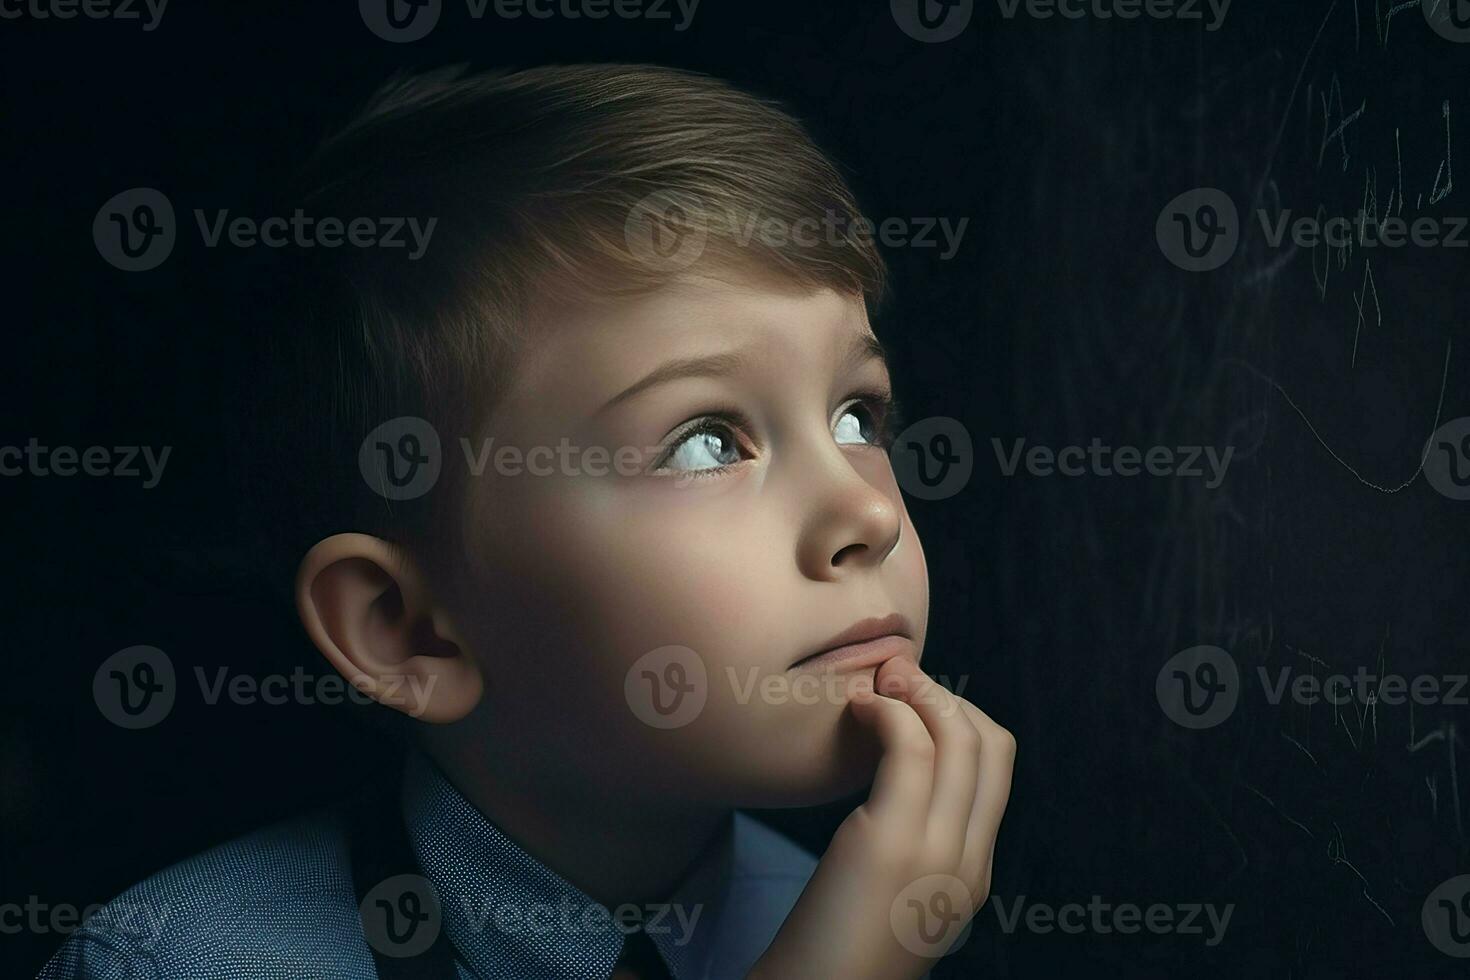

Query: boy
43;64;1013;979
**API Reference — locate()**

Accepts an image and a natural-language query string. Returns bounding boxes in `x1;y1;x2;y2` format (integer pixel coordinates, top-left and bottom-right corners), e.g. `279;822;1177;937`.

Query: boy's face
447;275;928;808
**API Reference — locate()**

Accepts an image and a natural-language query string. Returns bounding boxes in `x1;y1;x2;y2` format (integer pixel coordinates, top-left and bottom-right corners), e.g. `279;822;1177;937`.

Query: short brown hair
252;63;886;582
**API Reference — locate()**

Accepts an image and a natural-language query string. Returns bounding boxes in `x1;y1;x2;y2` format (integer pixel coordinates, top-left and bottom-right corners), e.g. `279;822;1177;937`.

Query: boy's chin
726;717;884;809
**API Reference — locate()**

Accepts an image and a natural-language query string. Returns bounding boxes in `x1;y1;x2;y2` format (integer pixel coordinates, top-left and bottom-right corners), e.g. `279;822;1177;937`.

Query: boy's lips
790;612;915;672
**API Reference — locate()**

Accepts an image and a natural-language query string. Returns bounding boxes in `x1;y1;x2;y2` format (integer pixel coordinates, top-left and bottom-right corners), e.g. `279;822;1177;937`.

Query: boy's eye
833;395;891;447
655;420;748;474
651;393;896;476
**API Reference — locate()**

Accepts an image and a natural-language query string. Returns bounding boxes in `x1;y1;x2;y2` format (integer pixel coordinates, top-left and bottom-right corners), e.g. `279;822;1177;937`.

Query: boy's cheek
897;508;930;622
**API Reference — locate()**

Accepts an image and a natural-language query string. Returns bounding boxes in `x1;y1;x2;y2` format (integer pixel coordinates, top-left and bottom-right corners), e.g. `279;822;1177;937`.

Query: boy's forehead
502;277;875;412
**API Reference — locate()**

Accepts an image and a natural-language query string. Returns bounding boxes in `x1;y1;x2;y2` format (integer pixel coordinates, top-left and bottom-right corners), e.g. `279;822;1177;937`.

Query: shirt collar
399;753;742;980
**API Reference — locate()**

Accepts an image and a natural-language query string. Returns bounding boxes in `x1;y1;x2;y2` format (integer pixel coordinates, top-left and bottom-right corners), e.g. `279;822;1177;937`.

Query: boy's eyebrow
597;348;753;415
597;332;890;415
849;332;890;374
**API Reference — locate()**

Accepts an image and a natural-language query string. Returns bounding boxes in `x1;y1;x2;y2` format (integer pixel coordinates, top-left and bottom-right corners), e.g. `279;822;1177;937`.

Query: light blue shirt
39;754;817;979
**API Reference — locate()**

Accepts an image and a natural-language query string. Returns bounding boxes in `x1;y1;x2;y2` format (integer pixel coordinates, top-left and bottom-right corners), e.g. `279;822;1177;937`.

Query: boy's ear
295;532;482;723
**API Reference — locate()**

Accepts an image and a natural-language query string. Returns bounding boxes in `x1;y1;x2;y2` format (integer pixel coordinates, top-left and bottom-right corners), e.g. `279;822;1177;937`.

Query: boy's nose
794;455;903;582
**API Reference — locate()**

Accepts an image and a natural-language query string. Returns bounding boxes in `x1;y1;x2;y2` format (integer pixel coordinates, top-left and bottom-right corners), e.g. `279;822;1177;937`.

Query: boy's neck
425;743;732;910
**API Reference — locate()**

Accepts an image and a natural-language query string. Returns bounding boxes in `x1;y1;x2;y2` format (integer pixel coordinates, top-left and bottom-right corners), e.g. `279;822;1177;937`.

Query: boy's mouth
789;612;914;672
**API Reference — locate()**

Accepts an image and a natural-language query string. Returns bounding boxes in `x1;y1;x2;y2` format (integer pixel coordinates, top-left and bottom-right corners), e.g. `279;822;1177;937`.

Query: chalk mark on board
1381;0;1419;47
1429;99;1453;205
1223;339;1452;493
1350;258;1379;366
1253;1;1339;211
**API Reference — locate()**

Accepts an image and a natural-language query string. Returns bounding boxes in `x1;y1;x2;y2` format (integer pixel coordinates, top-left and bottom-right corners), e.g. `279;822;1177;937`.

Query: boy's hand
749;656;1014;980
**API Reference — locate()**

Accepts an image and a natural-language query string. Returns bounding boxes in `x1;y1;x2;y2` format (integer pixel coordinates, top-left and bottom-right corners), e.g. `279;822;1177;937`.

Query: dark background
3;1;1468;977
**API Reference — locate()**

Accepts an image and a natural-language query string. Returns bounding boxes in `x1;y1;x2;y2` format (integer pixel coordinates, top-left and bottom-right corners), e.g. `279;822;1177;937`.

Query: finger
954;698;1016;887
848;663;935;827
873;657;980;866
